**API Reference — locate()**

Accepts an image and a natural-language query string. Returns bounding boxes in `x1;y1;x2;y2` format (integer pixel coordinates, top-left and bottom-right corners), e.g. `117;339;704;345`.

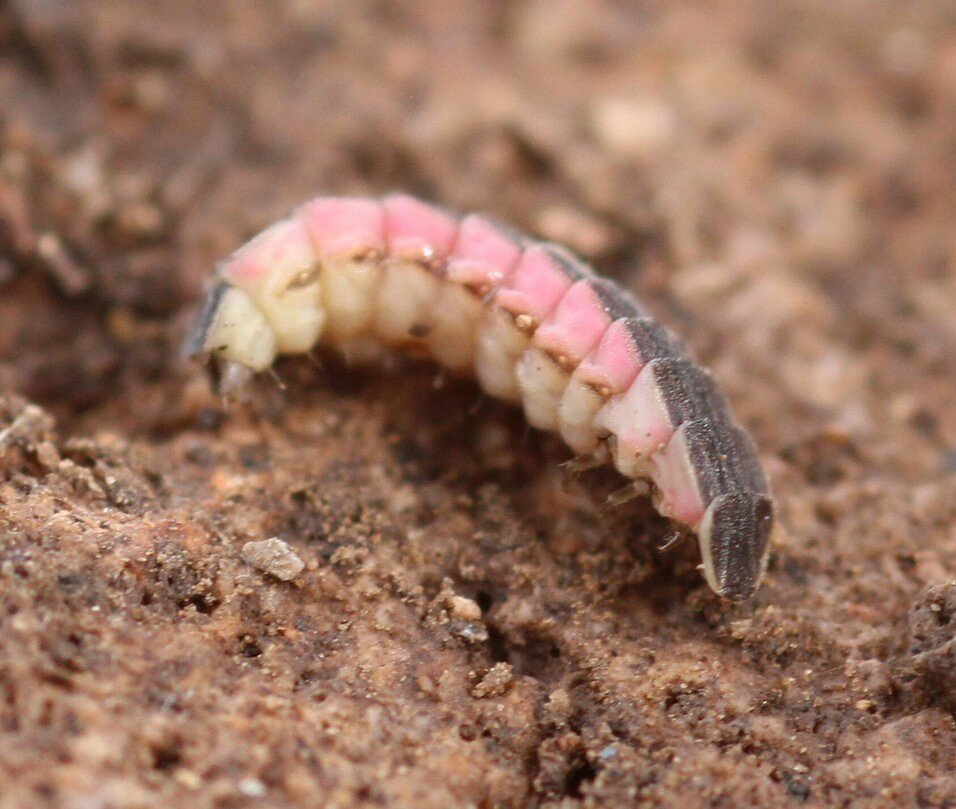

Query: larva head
697;492;774;601
219;218;326;354
184;282;277;395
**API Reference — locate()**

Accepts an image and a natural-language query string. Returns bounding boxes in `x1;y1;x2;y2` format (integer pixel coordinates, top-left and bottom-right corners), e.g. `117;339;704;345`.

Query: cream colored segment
374;259;442;345
593;367;671;478
515;348;570;430
429;284;483;372
224;227;325;355
320;257;382;341
592;394;639;477
557;377;605;454
605;432;652;480
649;426;706;528
474;308;528;403
599;417;654;479
202;287;277;371
259;275;326;354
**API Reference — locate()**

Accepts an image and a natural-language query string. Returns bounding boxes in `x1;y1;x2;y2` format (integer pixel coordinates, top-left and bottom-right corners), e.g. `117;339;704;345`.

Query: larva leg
600;479;652;514
373;194;459;348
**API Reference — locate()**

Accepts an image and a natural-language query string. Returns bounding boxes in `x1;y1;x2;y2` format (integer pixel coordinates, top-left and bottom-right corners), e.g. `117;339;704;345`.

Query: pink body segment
492;245;591;323
298;197;386;343
430;215;523;370
188;193;775;601
475;245;588;403
650;422;708;527
595;360;677;478
374;194;460;347
383;194;459;263
219;217;324;353
558;320;649;453
517;279;620;429
299;196;386;259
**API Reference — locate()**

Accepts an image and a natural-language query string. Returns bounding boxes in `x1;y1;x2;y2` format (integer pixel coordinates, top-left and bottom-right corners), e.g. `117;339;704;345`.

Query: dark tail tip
704;493;774;601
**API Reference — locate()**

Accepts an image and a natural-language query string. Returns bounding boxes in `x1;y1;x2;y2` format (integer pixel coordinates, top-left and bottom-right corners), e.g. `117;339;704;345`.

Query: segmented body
185;193;775;600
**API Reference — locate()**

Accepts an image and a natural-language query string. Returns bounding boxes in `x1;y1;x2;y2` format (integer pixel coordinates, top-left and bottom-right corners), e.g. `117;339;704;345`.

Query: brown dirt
2;1;956;807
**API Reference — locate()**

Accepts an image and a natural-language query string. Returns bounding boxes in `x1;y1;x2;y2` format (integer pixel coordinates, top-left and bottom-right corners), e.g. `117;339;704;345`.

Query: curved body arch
185;193;775;600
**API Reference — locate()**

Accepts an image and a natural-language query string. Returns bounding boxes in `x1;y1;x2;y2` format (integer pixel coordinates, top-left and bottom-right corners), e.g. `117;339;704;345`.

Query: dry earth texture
2;1;956;807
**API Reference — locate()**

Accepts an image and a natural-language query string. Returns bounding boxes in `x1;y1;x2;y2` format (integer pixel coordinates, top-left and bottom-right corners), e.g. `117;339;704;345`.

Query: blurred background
2;2;956;807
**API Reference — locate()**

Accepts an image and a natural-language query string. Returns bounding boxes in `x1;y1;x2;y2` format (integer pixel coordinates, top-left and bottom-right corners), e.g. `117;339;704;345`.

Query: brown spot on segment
344;245;385;263
542;348;574;373
408;322;432;339
282;266;321;292
514;314;536;332
582;379;609;399
463;282;491;298
387;239;450;276
399;250;447;276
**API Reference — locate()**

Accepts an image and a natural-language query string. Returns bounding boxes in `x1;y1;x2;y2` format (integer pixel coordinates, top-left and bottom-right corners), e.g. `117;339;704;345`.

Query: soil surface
3;2;956;807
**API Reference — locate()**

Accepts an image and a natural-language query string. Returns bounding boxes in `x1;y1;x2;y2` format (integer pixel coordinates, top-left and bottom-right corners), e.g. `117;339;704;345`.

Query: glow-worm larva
185;193;775;600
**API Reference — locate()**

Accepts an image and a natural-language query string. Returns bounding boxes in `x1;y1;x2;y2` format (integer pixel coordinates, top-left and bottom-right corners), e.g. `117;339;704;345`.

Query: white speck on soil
241;538;305;581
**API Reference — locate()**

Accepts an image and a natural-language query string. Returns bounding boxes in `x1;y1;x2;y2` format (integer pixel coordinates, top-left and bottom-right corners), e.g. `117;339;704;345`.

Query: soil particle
240;537;305;582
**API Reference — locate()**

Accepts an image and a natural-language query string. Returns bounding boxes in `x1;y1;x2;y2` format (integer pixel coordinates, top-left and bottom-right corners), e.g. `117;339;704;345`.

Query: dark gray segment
707;492;774;601
680;418;770;503
649;359;732;431
538;242;594;281
621;317;684;364
728;424;769;494
182;281;228;358
589;278;645;320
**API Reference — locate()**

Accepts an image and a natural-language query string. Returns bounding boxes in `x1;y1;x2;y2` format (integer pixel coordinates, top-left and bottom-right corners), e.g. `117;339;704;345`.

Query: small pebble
591;96;676;158
448;595;482;623
472;662;514;698
241;538;305;581
238;778;267;798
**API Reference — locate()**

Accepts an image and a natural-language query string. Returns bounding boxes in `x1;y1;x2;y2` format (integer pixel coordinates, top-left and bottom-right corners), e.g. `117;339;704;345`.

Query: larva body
186;193;775;600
